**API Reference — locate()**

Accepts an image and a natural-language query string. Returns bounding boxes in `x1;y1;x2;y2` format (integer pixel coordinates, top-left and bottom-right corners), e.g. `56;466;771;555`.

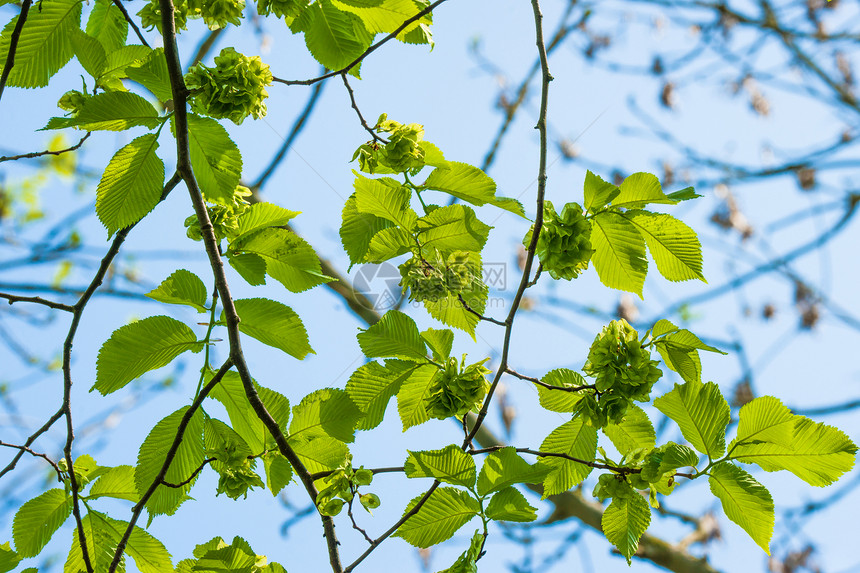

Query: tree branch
0;132;90;163
0;0;32;103
111;0;150;48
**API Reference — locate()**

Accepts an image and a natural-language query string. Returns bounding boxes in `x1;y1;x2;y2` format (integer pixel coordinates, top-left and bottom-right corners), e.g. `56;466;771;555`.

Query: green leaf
333;0;428;36
436;530;481;573
228;252;267;286
731;416;857;486
354;175;417;229
419;141;446;167
89;465;140;503
289;388;362;443
94;315;203;395
708;462;774;554
404;444;476;487
346;360;418;430
423;162;525;217
204;417;253;469
263;452;293;495
43;91;161;131
186;114;243;206
97;44;151;89
651;319;725;384
229;298;314;360
420;328;453;362
71;29;107;78
485;487;537;522
230;227;333;292
146;269;208;312
423;252;487;338
234;202;301;240
539;418;598;497
394;487;480;548
730;396;796;450
656;443;700;474
13;489;72;557
95;133;165;236
590;211;647;297
208;372;279;453
0;0;81;88
301;0;372;75
0;542;20;573
365;226;413;262
613;172;675;209
396;364;441;430
290;436;350;474
603;405;656;457
601;491;651;564
340;194;393;267
626;211;705;282
583;170;619;212
135;406;205;517
357;309;427;360
665;187;701;202
415;204;491;254
65;512;118;573
476;447;549;496
126;48;172;102
653;379;731;459
86;0;127;52
86;511;173;573
536;368;587;412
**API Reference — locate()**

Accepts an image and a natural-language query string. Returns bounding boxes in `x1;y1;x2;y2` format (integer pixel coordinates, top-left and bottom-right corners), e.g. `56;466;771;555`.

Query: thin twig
347;497;374;545
310;466;404;481
160;457;216;488
0;292;74;312
458;294;506;326
112;0;151;48
505;367;595;393
0;441;63;479
0;0;32;103
272;0;449;86
0;132;91;163
341;73;385;143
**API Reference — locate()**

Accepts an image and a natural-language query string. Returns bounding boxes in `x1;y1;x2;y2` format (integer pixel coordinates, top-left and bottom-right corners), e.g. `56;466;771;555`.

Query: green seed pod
197;0;245;30
399;254;448;303
138;0;190;32
215;465;264;500
523;201;593;280
426;356;491;419
57;91;88;115
373;114;426;173
256;0;302;18
185;48;272;125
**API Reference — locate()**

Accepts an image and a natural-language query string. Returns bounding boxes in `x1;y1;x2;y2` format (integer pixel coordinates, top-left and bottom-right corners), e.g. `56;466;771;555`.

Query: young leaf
420;328;453;362
423;252;488;339
729;396;796;450
485;487;537;522
333;0;428;36
301;0;372;75
96;44;151;89
536;368;588;413
365;226;412;262
603;405;656;457
353;175;417;229
71;29;107;78
651;319;725;384
290;435;350;474
340;194;393;267
346;360;419;430
583;170;619;212
404;444;476;487
708;462;774;554
208;372;274;453
396;364;442;430
423;162;525;217
393;487;480;548
65;512;117;573
95;133;165;236
86;0;128;52
289;388;362;443
0;542;20;573
415;204;492;254
357;309;427;360
43;92;161;131
229;298;314;360
228;253;267;286
590;211;647;297
731;416;857;486
125;48;172;102
234;202;301;240
204;417;254;471
601;491;651;564
476;447;549;496
653;379;731;459
539;417;599;497
135;406;205;517
626;211;705;282
88;465;140;503
613;172;675;209
230;227;334;292
435;530;482;573
94;316;203;395
0;0;81;88
145;269;209;313
263;452;293;496
656;443;700;474
12;489;72;558
186;114;243;206
88;510;174;573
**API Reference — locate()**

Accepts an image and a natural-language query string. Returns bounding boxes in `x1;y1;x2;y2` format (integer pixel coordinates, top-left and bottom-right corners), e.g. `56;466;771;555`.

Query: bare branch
0;132;90;163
